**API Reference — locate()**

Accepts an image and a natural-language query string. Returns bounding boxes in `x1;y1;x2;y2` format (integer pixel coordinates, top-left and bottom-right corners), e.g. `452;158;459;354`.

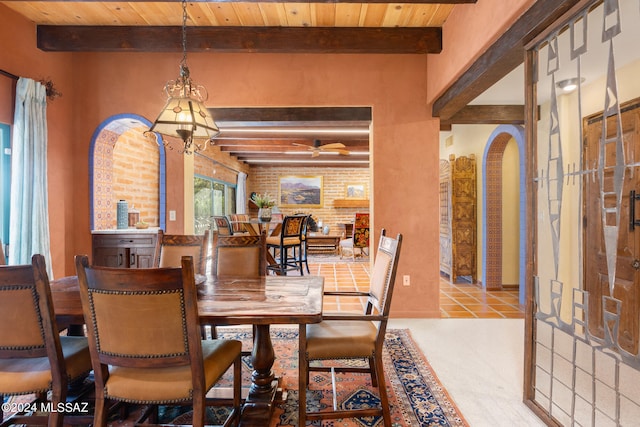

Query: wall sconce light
556;77;585;93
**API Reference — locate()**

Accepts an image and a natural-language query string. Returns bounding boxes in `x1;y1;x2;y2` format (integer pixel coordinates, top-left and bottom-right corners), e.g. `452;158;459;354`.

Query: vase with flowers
252;193;276;222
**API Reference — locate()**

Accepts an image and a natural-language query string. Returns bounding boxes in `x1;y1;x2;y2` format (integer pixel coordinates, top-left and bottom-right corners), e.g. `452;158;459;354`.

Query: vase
258;207;272;222
116;200;128;229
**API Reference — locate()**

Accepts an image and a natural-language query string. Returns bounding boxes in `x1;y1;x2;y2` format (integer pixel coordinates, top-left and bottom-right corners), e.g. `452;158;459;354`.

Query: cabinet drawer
93;234;157;248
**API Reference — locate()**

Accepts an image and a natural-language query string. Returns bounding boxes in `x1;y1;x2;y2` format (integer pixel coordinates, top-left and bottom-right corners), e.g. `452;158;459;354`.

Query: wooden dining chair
211;230;267;277
339;212;370;260
227;213;251;235
157;229;210;274
298;229;403;427
211;215;234;236
266;214;307;275
209;231;268;338
0;254;93;427
75;255;243;427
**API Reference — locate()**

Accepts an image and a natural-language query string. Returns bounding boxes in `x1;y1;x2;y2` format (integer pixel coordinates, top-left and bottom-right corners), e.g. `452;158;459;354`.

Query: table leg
239;324;280;426
250;324;275;392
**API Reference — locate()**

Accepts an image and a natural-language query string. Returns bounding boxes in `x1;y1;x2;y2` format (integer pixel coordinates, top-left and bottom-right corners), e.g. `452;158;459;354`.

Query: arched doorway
481;124;526;305
89;113;166;231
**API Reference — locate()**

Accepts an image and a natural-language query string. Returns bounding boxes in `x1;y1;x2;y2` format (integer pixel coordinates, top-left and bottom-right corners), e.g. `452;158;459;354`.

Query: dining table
231;218;282;237
50;272;324;427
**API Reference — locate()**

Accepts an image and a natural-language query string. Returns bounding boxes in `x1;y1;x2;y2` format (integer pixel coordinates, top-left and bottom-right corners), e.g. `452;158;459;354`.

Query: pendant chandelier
149;0;219;154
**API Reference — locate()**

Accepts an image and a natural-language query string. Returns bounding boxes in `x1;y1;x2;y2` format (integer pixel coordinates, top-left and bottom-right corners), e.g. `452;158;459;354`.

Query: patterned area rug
170;327;467;427
307;253;369;263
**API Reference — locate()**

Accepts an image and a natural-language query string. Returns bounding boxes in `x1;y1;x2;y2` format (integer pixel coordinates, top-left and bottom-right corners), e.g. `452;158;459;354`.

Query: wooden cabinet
92;231;159;268
439;154;476;283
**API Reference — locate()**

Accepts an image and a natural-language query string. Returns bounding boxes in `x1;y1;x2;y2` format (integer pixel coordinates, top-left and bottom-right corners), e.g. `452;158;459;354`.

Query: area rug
307;253;369;263
169;327;467;427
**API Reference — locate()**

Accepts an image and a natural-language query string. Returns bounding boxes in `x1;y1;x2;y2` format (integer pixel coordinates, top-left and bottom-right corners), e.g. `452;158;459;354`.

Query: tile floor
307;258;525;318
307;257;543;426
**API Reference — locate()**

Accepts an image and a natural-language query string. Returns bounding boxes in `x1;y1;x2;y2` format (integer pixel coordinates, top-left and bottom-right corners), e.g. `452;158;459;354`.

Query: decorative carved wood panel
439;159;452;276
450;154;477;283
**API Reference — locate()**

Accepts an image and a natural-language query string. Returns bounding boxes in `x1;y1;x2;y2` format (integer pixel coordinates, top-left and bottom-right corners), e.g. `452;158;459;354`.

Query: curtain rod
195;151;243;175
0;69;19;81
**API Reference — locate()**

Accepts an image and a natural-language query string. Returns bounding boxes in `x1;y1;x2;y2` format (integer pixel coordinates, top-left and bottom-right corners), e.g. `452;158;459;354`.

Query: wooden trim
432;0;584;120
523;40;561;427
37;26;442;54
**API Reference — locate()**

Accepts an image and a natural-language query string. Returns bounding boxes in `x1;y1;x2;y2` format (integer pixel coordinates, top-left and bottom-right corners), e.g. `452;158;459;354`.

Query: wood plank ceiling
2;0;528;168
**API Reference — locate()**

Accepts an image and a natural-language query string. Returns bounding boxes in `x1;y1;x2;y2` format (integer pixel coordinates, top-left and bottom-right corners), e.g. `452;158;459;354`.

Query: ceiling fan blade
291;142;313;148
319;142;346;150
335;149;350;156
311;150;320;158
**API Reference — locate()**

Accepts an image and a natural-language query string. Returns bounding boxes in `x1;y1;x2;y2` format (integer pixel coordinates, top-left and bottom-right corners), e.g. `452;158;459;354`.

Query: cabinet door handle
130;253;136;266
118;253;123;266
631;190;640;230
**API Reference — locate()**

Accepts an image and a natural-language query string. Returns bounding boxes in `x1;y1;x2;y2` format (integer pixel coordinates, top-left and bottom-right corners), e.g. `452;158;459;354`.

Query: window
0;123;9;260
194;175;236;235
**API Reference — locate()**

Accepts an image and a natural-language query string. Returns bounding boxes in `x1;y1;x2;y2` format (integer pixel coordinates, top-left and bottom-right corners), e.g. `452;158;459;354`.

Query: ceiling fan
293;140;350;157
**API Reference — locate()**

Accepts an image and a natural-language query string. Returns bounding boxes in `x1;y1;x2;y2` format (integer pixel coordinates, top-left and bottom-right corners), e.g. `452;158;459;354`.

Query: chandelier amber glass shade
148;0;219;154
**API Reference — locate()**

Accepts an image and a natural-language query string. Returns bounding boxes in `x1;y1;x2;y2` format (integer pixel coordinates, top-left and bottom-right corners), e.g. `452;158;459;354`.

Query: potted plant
252;193;276;221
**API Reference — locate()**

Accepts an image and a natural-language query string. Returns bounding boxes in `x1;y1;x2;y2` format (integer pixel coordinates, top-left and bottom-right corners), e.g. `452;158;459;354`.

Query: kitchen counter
92;228;160;234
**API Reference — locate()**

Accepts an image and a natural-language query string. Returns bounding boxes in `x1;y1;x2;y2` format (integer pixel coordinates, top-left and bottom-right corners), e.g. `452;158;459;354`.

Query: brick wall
112;128;160;226
106;135;368;236
247;167;370;236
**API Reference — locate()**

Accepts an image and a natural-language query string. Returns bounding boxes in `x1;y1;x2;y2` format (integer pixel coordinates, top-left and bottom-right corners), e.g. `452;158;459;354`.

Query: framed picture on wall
345;183;367;199
279;175;323;207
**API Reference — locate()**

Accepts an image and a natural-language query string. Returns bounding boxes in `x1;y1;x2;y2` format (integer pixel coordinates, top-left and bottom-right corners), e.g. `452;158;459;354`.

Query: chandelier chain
181;0;188;68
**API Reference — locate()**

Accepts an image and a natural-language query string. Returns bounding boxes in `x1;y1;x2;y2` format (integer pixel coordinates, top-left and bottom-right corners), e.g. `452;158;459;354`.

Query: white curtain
236;171;247;214
9;78;52;277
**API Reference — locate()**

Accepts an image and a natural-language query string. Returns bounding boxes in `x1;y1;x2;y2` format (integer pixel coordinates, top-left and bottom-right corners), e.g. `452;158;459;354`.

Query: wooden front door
584;99;640;355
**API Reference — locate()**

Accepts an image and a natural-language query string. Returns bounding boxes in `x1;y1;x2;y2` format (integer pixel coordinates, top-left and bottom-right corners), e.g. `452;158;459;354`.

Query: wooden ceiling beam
37;26;442;53
3;0;476;3
212;106;371;122
432;0;583;120
440;104;525;126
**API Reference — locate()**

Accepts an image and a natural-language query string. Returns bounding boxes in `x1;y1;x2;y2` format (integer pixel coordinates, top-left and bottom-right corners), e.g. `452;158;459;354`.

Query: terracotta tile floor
439;276;524;318
307;258;525;318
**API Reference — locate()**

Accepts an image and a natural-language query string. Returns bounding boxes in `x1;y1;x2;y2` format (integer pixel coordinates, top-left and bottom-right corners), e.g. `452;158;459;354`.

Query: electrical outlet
403;275;410;286
169;210;176;221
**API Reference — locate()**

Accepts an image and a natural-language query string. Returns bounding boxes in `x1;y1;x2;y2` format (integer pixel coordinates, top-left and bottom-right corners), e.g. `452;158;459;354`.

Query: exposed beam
432;0;583;120
5;0;476;2
37;26;442;53
440;105;525;126
247;162;369;168
212;107;372;122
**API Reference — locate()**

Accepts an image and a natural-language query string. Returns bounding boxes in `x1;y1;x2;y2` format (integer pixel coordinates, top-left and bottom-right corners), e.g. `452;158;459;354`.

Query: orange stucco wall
426;0;535;105
0;4;440;317
0;1;533;318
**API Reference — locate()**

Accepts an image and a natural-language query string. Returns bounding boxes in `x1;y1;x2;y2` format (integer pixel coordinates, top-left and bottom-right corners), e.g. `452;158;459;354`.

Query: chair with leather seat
211;230;267;277
75;254;243;427
157;230;209;275
298;229;403;427
0;254;93;427
339;213;370;260
209;231;268;339
266;214;307;276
